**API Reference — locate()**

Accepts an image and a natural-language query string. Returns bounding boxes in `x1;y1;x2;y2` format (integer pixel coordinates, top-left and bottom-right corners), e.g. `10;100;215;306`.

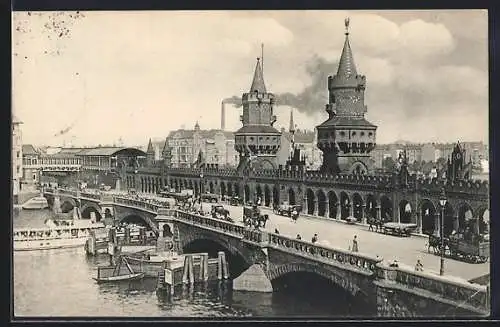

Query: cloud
12;11;488;147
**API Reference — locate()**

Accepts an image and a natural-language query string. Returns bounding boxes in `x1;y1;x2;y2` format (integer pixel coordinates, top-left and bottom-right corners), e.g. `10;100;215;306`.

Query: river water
13;208;365;318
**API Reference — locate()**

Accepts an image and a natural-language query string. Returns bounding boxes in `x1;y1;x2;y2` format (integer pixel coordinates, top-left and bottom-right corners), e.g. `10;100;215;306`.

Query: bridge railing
268;234;383;274
113;196;162;213
175;210;247;238
377;263;489;312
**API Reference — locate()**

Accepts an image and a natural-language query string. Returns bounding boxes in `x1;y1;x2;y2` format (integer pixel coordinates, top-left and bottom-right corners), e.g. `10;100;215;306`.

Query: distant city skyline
13;10;488;146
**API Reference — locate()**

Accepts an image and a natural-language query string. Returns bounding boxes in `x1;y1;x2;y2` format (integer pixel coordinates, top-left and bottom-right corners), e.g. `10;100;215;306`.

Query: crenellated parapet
416;177;489;199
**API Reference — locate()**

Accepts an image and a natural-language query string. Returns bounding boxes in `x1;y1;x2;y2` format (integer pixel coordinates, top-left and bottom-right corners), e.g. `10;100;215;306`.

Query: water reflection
14;208;365;318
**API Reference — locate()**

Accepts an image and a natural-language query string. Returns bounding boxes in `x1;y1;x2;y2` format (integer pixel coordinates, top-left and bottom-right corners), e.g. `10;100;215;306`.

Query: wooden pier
157;251;229;295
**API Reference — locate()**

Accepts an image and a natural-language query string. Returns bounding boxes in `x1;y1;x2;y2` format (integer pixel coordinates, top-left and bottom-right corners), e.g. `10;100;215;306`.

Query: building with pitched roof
163;125;238;168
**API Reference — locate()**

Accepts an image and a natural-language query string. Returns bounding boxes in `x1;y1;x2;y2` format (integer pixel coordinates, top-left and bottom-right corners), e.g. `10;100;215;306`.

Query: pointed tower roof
146;138;154;153
336;18;358;78
250;58;267;93
289;109;295;133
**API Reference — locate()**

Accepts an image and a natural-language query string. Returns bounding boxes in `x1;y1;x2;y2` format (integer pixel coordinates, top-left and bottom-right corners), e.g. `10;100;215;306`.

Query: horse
258;214;269;228
367;217;383;232
427;234;448;255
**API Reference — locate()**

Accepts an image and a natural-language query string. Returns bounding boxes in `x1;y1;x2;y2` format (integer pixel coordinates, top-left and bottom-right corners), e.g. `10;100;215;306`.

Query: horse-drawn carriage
367;217;417;237
274;202;302;219
243;206;269;229
201;193;219;203
229;196;243;206
211;204;233;222
427;233;489;263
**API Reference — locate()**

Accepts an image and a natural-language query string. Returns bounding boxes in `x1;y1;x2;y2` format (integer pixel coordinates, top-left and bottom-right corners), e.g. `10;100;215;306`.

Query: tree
382;157;396;172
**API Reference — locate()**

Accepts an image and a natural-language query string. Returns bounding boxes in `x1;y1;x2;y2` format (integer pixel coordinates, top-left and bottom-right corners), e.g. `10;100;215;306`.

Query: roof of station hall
75;147;147;156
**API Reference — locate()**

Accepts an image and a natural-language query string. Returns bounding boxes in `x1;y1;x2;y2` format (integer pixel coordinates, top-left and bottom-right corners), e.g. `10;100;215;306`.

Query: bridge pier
233;264;273;293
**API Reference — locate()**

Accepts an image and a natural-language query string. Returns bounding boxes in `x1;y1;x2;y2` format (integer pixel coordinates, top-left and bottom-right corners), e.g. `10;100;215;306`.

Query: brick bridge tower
235;58;281;172
316;18;377;175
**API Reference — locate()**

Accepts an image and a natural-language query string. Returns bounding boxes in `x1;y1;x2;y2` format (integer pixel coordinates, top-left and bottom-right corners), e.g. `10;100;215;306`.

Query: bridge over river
43;188;490;318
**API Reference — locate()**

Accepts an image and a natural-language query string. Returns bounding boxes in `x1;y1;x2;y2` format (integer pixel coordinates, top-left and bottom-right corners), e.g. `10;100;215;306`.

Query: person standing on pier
351;235;359;252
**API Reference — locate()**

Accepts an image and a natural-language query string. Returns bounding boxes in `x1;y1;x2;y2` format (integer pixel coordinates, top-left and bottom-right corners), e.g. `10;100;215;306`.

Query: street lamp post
439;188;447;276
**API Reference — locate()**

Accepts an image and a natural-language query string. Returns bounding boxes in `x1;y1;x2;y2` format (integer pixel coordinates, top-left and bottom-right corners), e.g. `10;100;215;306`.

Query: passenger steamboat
13;208;105;251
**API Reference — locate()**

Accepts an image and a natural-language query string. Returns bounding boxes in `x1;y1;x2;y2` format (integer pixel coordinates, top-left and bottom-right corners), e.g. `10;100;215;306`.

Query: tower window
368;132;373;137
352;132;356;136
339;131;345;137
360;132;365;136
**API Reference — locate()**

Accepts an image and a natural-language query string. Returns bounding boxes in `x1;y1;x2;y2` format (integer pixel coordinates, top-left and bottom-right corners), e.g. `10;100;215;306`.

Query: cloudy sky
12;10;488;147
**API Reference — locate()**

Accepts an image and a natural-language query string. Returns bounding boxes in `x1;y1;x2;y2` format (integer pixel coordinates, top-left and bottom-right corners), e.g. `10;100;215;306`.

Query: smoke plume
275;56;338;114
223;96;242;107
224;56;339;115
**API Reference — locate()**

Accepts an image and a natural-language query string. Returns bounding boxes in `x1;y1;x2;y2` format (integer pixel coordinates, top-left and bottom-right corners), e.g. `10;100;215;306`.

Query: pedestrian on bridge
296;234;301;240
274;228;280;234
311;234;318;244
351;235;359;252
415;259;424;272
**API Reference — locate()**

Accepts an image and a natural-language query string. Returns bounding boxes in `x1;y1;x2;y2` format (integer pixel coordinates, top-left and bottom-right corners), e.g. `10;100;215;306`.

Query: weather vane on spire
345;17;350;35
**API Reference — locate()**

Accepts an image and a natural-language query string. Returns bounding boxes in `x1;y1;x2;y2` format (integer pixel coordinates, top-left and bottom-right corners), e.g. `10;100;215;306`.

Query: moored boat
14;208;105;251
22;196;49;210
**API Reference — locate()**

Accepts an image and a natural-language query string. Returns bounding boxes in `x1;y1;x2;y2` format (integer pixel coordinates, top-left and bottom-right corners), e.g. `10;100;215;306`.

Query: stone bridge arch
113;206;159;234
267;262;365;298
60;197;77;213
81;202;103;221
176;226;260;278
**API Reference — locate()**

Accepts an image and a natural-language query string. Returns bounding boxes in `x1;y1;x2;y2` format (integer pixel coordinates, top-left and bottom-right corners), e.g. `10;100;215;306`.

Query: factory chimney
221;101;226;131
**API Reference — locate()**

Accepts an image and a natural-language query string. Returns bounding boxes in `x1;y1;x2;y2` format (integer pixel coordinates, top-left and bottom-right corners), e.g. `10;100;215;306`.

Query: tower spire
337;17;357;78
250;58;267;93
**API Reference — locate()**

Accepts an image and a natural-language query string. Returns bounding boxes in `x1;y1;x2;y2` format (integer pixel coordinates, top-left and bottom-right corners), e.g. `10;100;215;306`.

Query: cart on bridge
382;222;418;237
428;233;489;263
243;206;269;229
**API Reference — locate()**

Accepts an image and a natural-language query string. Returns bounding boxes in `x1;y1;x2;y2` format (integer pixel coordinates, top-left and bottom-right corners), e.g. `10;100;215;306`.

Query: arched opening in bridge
81;206;103;222
188;180;193;191
194;183;199;196
173;180;179;192
352;193;363;222
273;186;279;207
120;214;152;230
220;182;226;199
209;181;214;194
316;190;326;217
288;188;296;205
264;185;271;207
182;239;249;279
398;200;413;224
256;185;263;204
457;203;473;234
244;185;250;204
340;192;350;220
328;191;338;219
441;202;454;237
420;200;436;235
233;183;240;197
306;189;315;215
380;196;393;222
227;183;233;197
365;195;377;220
271;271;374;317
162;224;173;237
60;200;75;214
